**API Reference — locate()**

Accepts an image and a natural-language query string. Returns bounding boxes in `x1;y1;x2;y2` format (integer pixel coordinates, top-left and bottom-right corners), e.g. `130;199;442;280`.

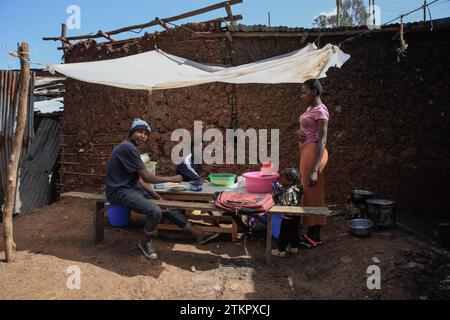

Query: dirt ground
1;197;449;300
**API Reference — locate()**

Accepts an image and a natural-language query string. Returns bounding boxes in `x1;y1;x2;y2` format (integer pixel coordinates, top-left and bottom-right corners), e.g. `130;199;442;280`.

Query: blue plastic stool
106;203;131;227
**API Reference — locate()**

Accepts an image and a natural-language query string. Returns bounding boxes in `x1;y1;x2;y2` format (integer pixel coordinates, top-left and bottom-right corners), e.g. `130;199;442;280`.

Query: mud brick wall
61;24;450;218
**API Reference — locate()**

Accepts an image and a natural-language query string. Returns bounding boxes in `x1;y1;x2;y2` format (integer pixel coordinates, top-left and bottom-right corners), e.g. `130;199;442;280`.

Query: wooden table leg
266;213;272;265
93;201;105;244
231;219;238;241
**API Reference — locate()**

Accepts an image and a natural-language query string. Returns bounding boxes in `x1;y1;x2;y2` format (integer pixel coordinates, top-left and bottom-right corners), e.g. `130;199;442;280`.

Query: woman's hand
308;170;318;187
297;130;307;143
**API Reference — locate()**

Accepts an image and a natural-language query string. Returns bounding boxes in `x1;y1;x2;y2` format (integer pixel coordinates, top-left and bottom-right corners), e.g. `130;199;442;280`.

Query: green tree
313;0;368;28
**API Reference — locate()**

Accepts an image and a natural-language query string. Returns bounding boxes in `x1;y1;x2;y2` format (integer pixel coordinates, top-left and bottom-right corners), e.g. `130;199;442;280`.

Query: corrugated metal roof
34;97;64;114
228;17;450;33
16;118;60;213
0;70;35;211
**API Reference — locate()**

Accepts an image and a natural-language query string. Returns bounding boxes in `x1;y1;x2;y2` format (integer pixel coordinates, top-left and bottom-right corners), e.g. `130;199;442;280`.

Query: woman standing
298;79;329;247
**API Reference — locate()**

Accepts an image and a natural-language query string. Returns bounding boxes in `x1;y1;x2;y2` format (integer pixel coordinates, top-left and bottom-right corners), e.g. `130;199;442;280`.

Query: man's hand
171;175;183;183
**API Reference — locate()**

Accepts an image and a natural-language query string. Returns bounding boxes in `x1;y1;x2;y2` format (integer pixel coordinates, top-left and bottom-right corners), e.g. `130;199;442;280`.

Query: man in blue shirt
106;119;219;260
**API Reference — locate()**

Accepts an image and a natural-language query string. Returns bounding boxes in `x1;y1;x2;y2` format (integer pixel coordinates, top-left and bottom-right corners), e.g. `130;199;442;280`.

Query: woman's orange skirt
300;143;328;226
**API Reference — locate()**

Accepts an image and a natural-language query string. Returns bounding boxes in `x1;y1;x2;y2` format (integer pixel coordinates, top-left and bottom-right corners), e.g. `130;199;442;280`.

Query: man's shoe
286;246;299;253
197;232;220;245
138;240;158;259
271;249;286;257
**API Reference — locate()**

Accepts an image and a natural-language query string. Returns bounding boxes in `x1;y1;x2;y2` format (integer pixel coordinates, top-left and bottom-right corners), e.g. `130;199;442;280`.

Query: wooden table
154;181;247;201
62;188;332;265
153;182;246;240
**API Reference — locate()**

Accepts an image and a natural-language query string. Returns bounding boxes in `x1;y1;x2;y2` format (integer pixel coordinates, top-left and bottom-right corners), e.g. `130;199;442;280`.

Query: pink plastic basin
242;171;279;193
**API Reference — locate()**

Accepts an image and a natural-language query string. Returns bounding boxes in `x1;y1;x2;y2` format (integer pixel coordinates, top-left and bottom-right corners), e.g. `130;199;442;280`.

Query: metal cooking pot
350;189;375;204
347;218;374;237
366;199;396;228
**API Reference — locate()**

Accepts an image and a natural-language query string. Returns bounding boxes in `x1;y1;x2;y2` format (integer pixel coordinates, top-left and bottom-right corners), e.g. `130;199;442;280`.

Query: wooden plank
224;2;237;28
157;223;232;234
185;213;233;222
62;192;331;216
269;206;331;215
160;194;212;202
153;200;215;211
60;171;105;177
62;191;105;201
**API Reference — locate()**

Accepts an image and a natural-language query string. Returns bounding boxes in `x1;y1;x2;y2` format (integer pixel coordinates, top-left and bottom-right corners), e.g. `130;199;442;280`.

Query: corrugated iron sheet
16;118;60;213
0;70;35;212
228;18;450;33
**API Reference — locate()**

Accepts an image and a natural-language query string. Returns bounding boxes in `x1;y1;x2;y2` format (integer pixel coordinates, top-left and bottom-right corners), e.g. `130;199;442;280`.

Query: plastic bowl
242;171;279;193
347;218;374;237
209;173;236;186
189;180;203;192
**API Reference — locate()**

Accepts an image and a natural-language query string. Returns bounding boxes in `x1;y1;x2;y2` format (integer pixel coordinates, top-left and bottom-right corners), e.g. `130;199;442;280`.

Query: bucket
242;171;279;193
107;204;131;227
259;213;283;238
271;213;283;239
366;199;396;228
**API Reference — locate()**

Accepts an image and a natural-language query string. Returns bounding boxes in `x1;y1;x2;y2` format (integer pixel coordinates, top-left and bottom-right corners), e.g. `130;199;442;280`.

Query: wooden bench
61;191;332;264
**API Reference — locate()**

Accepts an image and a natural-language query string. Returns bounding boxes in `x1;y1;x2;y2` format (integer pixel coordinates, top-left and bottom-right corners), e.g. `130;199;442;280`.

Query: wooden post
372;0;376;26
336;0;340;27
423;0;427;21
3;42;30;262
93;201;105;244
265;213;272;265
61;23;67;52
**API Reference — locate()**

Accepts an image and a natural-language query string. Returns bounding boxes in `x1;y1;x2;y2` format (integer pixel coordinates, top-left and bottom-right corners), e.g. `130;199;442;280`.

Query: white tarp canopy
46;43;350;90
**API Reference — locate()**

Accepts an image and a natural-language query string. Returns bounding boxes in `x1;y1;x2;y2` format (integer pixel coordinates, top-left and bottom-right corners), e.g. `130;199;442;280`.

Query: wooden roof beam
43;0;243;42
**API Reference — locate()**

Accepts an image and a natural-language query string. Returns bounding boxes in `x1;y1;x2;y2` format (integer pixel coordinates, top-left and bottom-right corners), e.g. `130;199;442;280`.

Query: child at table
271;168;309;257
176;140;203;182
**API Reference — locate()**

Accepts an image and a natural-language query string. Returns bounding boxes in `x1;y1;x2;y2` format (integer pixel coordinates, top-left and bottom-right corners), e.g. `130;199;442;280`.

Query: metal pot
347;218;374;237
366;199;396;228
350;189;374;205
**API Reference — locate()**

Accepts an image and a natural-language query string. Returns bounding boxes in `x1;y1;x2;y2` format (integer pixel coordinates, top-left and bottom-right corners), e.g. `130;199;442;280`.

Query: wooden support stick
224;2;237;28
156;18;171;31
99;31;116;42
44;0;243;42
3;42;30;263
61;23;67;57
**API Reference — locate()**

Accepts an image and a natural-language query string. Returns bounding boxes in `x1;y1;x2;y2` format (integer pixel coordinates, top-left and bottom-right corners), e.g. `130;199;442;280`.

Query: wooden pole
336;0;340;27
372;0;376;26
423;0;427;21
43;0;243;42
2;42;30;263
61;23;67;60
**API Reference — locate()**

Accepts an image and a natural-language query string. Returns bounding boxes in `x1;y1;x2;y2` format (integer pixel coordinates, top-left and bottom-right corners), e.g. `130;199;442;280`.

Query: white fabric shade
46;43;350;90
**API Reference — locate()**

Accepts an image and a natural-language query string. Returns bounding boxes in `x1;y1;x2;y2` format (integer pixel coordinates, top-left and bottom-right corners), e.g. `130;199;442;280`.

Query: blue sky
1;0;449;70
